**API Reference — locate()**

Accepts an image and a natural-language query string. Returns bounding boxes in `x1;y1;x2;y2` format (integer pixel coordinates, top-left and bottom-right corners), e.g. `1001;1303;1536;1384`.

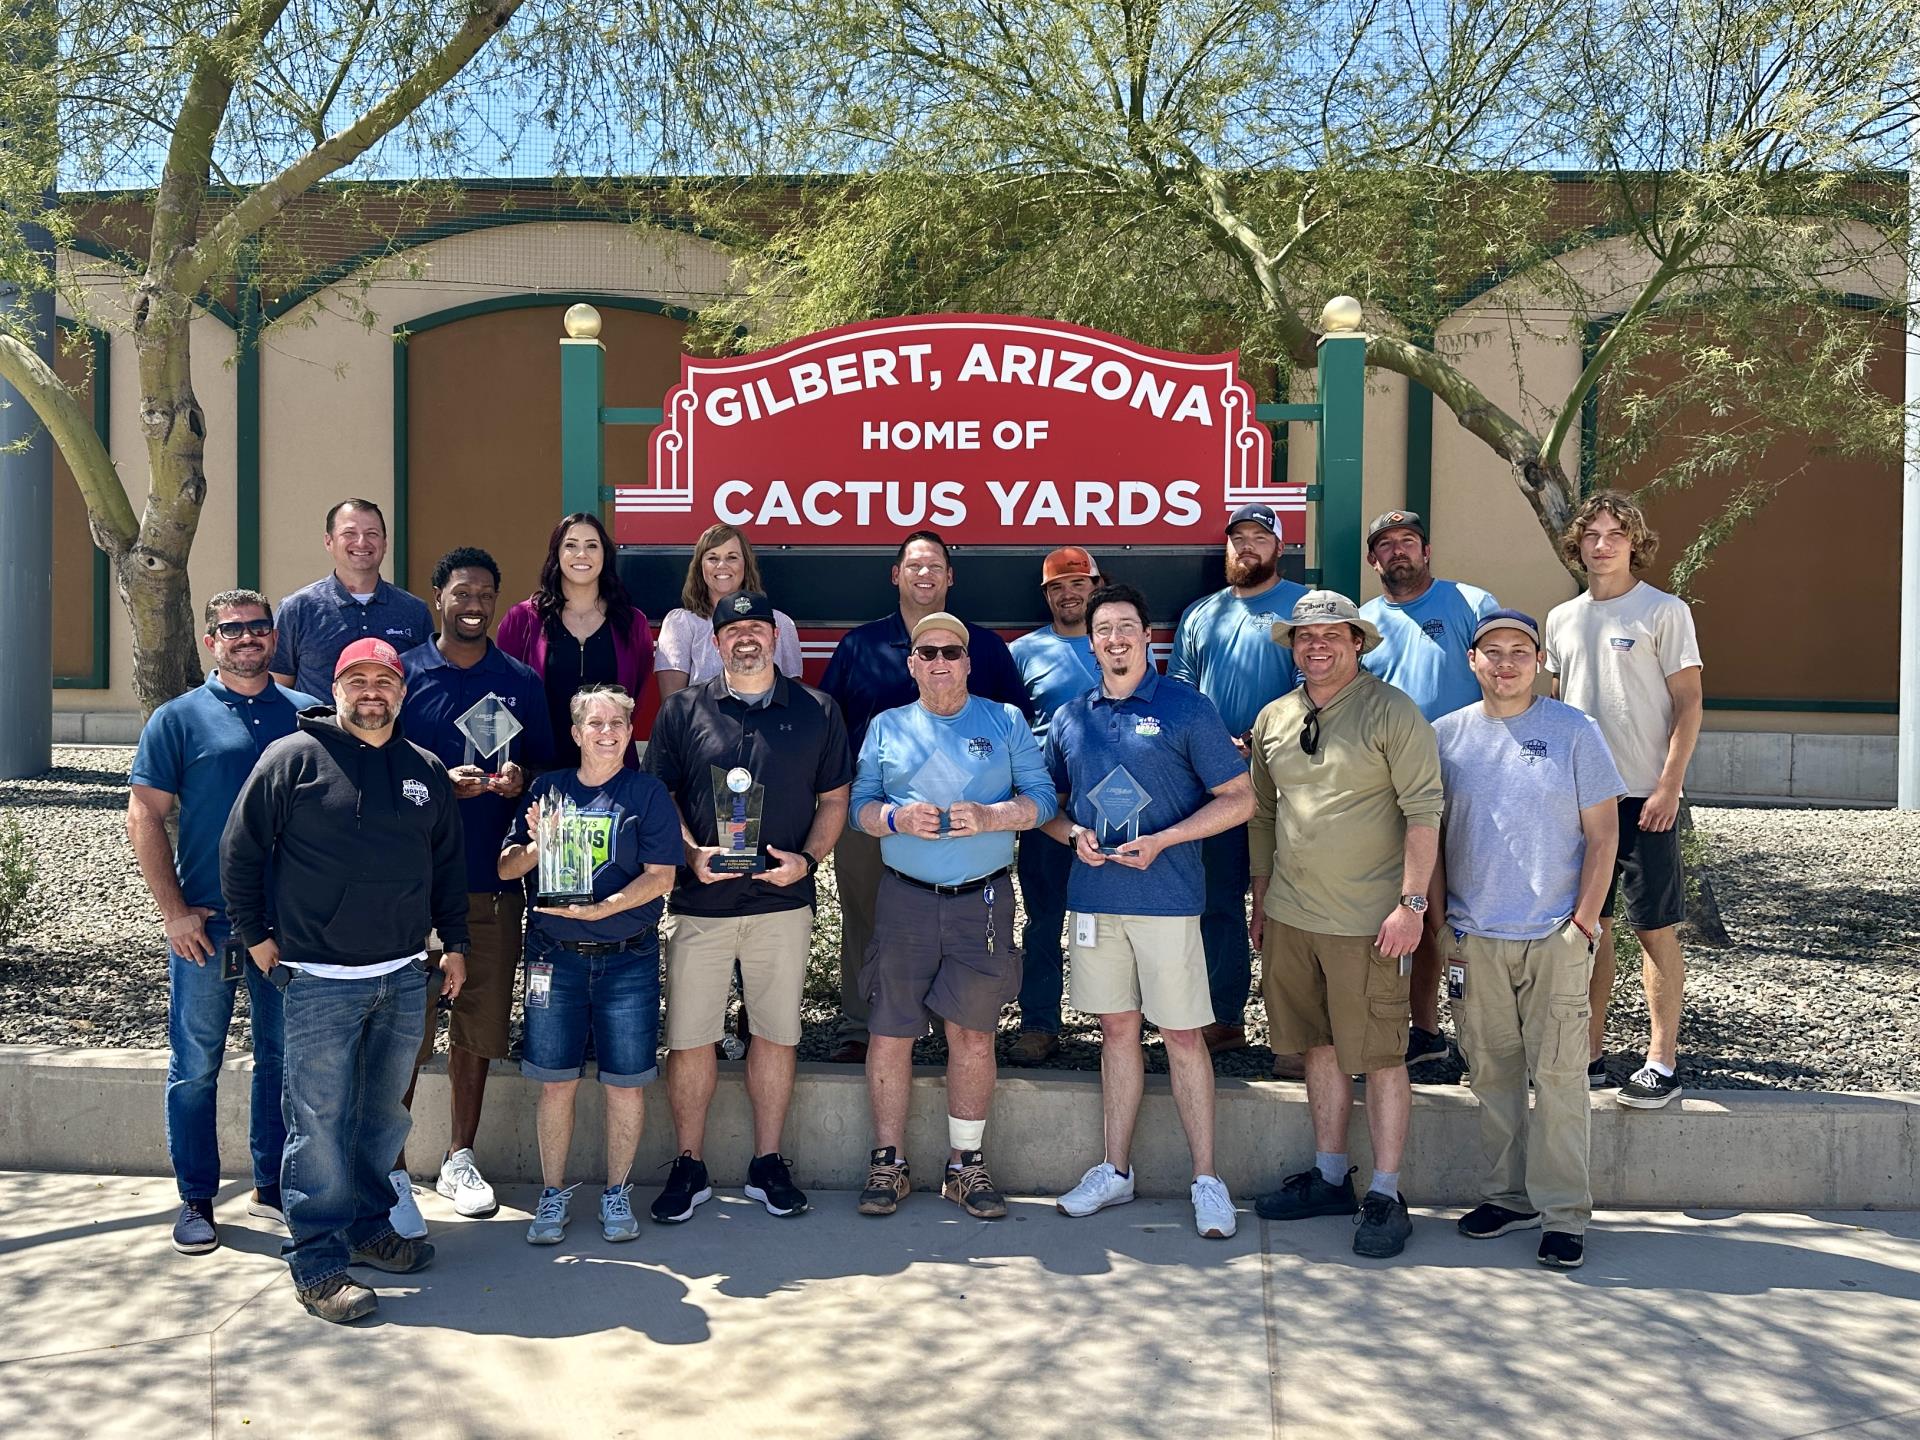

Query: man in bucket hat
1246;591;1443;1260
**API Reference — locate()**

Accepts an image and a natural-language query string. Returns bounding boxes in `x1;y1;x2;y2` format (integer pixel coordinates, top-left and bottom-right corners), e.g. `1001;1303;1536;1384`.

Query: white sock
1645;1058;1675;1078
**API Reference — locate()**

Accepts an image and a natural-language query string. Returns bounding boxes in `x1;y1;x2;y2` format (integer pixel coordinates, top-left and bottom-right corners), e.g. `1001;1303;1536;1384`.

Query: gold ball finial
563;303;603;339
1320;295;1364;333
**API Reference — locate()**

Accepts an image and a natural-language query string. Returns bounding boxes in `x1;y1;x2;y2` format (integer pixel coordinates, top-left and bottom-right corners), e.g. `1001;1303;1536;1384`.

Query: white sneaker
387;1170;428;1239
1191;1174;1238;1240
436;1148;499;1218
1056;1162;1136;1217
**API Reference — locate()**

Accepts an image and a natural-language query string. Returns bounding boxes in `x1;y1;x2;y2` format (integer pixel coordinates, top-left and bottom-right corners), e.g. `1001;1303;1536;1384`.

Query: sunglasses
912;644;968;661
210;618;274;639
1299;705;1321;757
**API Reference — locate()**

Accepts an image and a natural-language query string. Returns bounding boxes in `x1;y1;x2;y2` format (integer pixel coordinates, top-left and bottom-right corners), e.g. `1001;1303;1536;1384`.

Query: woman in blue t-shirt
498;684;683;1247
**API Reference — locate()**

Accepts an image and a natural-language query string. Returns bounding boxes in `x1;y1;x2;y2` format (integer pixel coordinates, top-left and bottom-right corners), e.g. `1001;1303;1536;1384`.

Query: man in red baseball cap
222;629;469;1323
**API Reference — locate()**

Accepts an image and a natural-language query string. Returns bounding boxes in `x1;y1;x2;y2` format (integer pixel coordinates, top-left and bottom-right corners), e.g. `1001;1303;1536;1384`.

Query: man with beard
1168;503;1307;1065
394;547;553;1234
646;592;852;1224
270;499;432;701
1359;510;1500;1071
129;591;320;1255
819;530;1032;1063
222;637;468;1323
1007;547;1103;1064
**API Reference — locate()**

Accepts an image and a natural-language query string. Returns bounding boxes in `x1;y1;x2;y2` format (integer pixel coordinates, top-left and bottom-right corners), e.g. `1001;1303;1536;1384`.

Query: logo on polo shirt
1609;637;1635;650
402;779;430;806
1519;739;1548;766
385;628;410;638
1421;618;1447;640
1134;716;1162;738
967;737;995;759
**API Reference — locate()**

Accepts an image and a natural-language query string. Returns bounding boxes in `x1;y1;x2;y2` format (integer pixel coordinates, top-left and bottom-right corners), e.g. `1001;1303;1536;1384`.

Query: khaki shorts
661;907;813;1050
1067;912;1213;1031
1261;919;1410;1075
419;890;524;1064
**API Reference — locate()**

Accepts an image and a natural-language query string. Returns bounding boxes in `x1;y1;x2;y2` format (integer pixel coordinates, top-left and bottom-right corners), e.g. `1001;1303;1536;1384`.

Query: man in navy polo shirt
129;589;320;1256
1041;583;1252;1240
818;528;1032;1063
271;498;432;700
395;546;553;1231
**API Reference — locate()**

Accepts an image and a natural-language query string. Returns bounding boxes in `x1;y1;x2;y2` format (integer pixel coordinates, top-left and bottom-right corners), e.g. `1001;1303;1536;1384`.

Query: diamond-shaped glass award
909;747;973;837
1089;765;1152;855
453;693;523;778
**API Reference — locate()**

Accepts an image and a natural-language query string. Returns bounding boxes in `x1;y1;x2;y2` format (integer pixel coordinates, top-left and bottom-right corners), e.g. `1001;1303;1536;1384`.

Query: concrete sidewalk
2;1173;1918;1439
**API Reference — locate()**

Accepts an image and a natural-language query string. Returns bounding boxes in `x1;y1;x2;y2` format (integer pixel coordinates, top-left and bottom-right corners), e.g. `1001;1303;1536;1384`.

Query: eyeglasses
1090;621;1144;640
211;618;274;639
1299;705;1321;757
912;645;967;661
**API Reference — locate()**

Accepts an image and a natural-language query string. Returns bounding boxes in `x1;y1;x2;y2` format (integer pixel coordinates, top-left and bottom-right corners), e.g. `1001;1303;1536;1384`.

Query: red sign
615;315;1300;546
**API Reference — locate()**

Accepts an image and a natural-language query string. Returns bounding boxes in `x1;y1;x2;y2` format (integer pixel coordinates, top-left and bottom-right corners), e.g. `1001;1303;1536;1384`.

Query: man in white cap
1246;591;1442;1260
1008;546;1103;1063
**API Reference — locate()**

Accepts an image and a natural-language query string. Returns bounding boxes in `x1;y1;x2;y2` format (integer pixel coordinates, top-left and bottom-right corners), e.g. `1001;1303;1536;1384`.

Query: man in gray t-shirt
1433;609;1623;1272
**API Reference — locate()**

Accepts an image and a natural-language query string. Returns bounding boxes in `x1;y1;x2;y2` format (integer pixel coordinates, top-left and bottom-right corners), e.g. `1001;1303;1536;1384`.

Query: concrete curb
1;1045;1914;1207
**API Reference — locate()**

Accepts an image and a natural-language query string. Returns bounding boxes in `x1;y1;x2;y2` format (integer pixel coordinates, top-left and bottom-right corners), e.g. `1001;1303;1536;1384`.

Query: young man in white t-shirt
1543;492;1703;1110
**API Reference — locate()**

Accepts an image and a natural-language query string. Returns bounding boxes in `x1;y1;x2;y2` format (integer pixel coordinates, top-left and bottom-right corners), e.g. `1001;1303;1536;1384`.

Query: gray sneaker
527;1184;578;1245
600;1184;640;1242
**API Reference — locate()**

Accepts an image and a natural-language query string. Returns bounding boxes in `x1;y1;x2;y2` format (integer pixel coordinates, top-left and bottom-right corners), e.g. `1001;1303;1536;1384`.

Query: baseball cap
1470;608;1542;648
1040;546;1101;587
712;590;776;633
1226;502;1280;537
1366;509;1428;549
1268;589;1384;653
909;611;968;646
333;637;403;678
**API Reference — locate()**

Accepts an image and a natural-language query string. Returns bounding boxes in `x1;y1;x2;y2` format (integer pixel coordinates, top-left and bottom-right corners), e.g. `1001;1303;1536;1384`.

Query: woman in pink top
654;523;804;696
497;512;654;769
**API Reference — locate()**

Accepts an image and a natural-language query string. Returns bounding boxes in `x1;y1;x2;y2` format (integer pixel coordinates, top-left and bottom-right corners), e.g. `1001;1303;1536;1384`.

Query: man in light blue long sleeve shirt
847;612;1057;1225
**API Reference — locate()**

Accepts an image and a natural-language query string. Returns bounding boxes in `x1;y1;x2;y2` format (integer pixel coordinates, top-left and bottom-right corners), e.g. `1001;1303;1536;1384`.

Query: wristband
885;806;898;834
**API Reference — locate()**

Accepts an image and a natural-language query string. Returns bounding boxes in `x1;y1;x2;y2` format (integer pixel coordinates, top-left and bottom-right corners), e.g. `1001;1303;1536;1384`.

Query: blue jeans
1201;824;1253;1027
276;959;428;1289
166;914;286;1201
1015;831;1072;1034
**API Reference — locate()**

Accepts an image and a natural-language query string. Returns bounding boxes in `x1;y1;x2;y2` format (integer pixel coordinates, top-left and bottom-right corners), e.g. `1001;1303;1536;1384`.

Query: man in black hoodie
222;636;469;1324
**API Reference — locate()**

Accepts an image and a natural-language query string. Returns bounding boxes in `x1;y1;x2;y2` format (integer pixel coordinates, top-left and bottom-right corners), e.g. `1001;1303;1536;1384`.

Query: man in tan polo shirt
1247;591;1443;1260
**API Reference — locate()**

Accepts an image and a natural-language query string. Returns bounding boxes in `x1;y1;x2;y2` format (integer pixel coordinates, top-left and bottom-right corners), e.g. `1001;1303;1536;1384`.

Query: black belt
553;939;638;957
886;866;1008;897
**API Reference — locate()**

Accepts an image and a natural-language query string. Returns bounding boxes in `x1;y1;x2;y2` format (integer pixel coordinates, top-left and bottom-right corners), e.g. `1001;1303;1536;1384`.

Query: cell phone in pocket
221;936;247;983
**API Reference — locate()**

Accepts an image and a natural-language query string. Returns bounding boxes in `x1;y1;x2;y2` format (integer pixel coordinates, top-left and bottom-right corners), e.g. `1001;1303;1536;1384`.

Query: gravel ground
3;746;1916;1091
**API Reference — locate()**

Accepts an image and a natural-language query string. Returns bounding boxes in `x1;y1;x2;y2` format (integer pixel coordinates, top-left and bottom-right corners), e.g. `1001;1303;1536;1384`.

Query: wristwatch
1068;823;1088;846
1399;893;1428;914
802;852;820;877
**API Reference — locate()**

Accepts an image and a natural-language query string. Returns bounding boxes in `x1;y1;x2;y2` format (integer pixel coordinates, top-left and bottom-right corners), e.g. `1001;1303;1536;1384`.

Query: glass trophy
1089;765;1152;855
710;765;767;874
908;748;973;836
453;693;523;779
535;792;598;904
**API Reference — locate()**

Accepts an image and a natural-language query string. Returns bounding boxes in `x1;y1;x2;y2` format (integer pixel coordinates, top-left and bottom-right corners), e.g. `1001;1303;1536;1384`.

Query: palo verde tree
690;0;1918;580
0;0;747;713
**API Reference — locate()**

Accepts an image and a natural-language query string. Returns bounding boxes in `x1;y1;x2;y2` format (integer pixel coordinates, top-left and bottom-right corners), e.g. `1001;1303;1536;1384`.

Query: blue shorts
519;930;662;1087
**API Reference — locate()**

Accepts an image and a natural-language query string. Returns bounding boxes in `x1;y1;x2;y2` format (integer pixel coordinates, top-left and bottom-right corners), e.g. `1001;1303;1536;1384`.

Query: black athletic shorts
1606;796;1686;932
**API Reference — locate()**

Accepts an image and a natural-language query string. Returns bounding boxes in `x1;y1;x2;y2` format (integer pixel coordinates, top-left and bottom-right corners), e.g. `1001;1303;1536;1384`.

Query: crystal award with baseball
1089;765;1151;855
535;791;598;904
909;748;973;836
453;693;522;779
710;765;766;874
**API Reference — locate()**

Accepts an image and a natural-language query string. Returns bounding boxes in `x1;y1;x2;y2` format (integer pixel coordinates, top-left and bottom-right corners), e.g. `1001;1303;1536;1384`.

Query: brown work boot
858;1146;911;1216
348;1230;435;1274
1008;1030;1059;1066
1203;1023;1248;1056
941;1151;1008;1219
1270;1052;1306;1081
296;1273;378;1324
829;1039;869;1064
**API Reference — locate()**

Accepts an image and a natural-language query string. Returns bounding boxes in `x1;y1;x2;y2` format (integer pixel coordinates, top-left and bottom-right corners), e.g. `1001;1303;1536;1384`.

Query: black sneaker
858;1146;911;1216
745;1153;809;1217
1405;1025;1449;1070
171;1199;218;1255
1253;1167;1358;1221
1353;1190;1413;1258
650;1152;713;1224
1456;1202;1542;1239
1538;1231;1586;1269
1617;1064;1683;1110
348;1230;435;1274
1586;1057;1611;1090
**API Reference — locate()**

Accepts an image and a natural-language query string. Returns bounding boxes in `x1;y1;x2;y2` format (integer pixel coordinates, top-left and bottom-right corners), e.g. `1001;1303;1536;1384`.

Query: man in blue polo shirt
819;529;1033;1063
848;611;1055;1221
1007;545;1102;1064
1042;583;1252;1239
1168;501;1308;1059
271;498;432;700
395;546;553;1232
128;589;319;1255
1359;509;1500;1071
